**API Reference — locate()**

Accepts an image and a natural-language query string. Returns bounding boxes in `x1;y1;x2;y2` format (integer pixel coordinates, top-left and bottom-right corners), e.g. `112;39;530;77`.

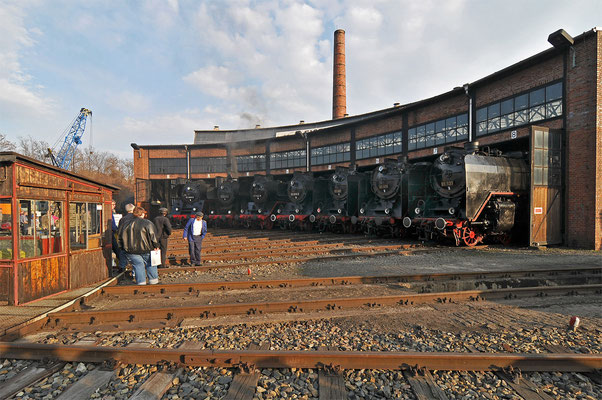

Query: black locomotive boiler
239;175;288;229
357;158;407;236
271;172;315;231
170;179;209;227
313;167;369;233
205;176;242;228
404;142;529;246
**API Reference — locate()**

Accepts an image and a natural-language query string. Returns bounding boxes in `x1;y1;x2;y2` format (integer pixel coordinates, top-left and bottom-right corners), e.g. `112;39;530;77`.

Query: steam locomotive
159;142;528;246
357;157;407;236
403;143;529;245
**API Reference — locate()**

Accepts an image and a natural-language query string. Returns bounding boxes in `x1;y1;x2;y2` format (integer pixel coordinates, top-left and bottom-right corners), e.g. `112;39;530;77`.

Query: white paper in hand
150;249;161;266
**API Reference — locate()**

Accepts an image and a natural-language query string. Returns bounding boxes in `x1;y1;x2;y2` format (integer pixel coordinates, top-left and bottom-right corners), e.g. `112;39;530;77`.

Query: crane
47;108;92;170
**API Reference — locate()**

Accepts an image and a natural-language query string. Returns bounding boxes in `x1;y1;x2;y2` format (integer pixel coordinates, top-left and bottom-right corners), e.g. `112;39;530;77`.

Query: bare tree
0;133;16;151
17;135;51;162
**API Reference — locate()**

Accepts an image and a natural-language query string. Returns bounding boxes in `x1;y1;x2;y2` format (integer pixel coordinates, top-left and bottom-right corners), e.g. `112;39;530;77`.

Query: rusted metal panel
69;251;108;289
18;256;68;304
0;164;12;196
0;266;11;303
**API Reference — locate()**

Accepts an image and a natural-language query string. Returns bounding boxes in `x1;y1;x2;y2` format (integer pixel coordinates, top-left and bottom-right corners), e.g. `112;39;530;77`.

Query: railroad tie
55;368;115;400
318;346;346;400
223;343;266;400
127;340;193;400
0;361;64;399
402;369;449;400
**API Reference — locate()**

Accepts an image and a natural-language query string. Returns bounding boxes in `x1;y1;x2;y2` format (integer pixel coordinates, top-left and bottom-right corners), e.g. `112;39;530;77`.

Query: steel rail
166;244;416;262
45;284;602;328
0;343;599;371
158;248;420;272
103;266;601;296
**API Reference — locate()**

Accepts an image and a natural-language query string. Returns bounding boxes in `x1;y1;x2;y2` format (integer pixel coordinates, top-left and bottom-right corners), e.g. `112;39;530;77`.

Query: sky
1;0;601;158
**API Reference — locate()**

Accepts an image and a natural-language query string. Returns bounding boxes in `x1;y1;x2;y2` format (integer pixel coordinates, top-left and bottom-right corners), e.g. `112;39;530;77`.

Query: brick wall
407;96;467;127
356;115;403;139
566;31;599;249
475;55;563;106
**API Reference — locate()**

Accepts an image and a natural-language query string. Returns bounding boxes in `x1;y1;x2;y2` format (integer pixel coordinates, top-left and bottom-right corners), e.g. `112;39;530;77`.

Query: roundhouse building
132;28;602;250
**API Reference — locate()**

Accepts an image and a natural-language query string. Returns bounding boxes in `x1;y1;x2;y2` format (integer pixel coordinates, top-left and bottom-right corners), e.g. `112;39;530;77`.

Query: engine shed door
529;126;563;246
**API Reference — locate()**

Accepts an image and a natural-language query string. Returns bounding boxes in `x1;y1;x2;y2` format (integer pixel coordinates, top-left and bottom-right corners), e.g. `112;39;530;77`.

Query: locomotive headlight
228;210;231;214
337;208;342;214
193;207;197;211
295;208;300;214
360;208;365;214
415;207;422;215
211;211;214;215
277;208;281;214
448;207;455;215
240;209;244;214
258;208;262;214
384;208;391;215
252;183;256;188
317;208;321;213
175;207;179;211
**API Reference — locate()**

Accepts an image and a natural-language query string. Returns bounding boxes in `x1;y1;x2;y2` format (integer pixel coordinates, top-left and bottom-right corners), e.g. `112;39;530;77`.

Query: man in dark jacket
153;207;172;268
118;206;160;285
116;203;135;272
183;211;207;266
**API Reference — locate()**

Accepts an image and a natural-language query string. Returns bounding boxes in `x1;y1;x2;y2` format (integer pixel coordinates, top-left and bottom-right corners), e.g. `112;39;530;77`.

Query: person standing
183;211;207;266
117;206;160;285
116;203;135;272
153;207;172;268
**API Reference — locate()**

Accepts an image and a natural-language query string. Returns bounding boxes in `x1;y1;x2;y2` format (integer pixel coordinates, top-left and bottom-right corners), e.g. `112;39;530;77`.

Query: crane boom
49;108;92;170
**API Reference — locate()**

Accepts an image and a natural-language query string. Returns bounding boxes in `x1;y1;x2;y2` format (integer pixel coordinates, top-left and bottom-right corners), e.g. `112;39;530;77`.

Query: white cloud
0;2;54;117
107;90;152;113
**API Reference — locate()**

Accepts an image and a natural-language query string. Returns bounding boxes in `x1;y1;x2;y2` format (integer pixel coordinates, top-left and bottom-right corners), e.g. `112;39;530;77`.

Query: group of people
111;201;207;285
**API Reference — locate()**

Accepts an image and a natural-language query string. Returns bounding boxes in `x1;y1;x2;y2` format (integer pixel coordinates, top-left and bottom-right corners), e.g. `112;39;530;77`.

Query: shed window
69;202;102;251
18;200;64;258
0;199;12;259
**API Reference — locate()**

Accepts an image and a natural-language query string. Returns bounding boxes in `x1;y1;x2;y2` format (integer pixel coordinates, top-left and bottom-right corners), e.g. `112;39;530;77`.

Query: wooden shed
0;152;119;305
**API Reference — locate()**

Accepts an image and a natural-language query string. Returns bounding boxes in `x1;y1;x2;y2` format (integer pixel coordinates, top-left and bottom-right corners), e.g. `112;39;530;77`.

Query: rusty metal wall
17;256;68;304
0;267;10;303
0;164;12;196
70;251;109;290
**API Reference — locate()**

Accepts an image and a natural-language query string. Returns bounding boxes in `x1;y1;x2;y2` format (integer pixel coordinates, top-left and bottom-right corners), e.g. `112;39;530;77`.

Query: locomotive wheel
462;227;481;247
264;220;274;230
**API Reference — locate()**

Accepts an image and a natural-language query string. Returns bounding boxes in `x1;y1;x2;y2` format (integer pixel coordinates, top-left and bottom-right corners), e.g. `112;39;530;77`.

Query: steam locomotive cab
407;143;529;246
272;172;315;231
358;158;407;236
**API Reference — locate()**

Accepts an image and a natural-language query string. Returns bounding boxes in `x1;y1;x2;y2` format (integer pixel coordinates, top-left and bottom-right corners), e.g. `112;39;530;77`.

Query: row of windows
311;143;350;165
270;150;307;169
408;114;469;150
0;199;102;260
476;82;562;136
149;158;187;174
190;157;227;173
150;84;563;174
237;154;266;172
356;132;402;160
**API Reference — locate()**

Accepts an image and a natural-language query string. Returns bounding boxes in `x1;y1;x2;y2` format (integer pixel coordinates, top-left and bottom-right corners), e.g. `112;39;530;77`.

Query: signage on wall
246;172;250;176
534;207;543;215
166;174;171;179
328;165;332;170
433;148;438;154
207;174;211;178
96;204;103;211
375;158;380;164
511;130;518;139
286;169;289;174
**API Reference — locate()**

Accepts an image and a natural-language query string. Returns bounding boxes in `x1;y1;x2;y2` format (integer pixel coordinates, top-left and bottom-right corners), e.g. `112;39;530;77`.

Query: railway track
1;229;600;399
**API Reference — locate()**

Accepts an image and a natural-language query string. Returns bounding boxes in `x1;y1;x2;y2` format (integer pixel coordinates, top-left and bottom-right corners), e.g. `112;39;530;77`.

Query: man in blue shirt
183;211;207;266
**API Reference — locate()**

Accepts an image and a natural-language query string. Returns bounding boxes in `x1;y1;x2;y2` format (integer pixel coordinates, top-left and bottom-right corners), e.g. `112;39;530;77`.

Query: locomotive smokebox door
529;126;563;246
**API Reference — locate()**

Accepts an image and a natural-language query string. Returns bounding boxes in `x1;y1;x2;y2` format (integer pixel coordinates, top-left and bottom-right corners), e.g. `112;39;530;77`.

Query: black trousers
159;237;168;267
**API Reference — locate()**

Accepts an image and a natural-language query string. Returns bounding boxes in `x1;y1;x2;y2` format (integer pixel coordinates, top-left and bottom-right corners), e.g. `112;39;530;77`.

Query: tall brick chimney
332;29;346;119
